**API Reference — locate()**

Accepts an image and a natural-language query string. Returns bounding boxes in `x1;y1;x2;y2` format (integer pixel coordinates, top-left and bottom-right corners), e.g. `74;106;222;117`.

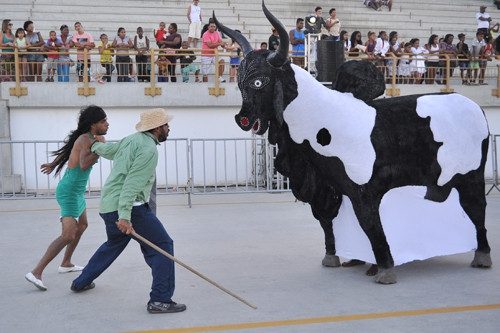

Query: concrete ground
1;190;499;333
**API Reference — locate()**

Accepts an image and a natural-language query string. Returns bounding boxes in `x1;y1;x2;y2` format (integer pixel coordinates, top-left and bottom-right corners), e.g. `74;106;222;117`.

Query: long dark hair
52;105;106;175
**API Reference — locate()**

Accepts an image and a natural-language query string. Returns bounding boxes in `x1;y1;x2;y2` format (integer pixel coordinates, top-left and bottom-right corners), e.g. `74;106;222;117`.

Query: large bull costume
213;1;492;284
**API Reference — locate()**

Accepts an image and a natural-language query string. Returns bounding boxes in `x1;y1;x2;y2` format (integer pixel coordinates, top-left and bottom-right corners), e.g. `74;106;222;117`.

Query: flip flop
25;272;47;291
58;265;84;273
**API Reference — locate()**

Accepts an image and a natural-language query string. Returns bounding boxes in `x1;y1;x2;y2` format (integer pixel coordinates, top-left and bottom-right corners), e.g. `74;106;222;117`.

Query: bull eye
248;77;270;90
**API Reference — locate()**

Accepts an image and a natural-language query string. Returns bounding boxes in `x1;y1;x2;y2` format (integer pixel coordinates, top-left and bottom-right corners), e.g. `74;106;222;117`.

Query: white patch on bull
416;94;489;185
284;65;376;185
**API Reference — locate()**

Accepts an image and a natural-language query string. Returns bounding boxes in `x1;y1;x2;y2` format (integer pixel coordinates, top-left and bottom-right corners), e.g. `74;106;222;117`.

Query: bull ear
212;11;253;57
263;0;289;67
273;80;284;126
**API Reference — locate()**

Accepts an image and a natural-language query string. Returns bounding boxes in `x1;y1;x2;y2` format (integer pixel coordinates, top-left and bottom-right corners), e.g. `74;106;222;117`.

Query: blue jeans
72;204;175;302
57;59;70;82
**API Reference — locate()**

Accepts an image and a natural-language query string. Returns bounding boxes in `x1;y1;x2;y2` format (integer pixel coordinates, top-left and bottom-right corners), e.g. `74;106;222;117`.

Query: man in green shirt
71;108;186;314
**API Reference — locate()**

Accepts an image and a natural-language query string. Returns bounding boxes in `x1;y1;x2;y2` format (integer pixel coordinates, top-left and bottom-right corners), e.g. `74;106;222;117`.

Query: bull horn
262;0;289;67
212;11;253;57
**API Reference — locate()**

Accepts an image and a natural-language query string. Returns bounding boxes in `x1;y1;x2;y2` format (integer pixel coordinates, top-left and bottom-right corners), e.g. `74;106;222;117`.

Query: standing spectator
187;0;202;48
340;30;351;57
425;34;440;84
134;27;150;82
325;8;341;41
260;42;268;50
98;34;114;83
470;31;486;85
227;30;242;83
43;31;61;82
153;22;167;48
158;23;182;83
410;38;428;84
374;31;390;65
0;19;15;77
112;27;133;82
71;22;94;82
364;31;377;59
476;5;492;37
349;31;366;56
480;35;495;85
71;108;187;315
268;26;279;51
179;41;200;82
201;21;226;83
25;105;108;291
14;27;30;81
398;42;413;83
24;20;45;82
386;32;402;80
439;34;458;84
456;33;471;85
306;6;326;35
57;25;72;82
289;18;305;68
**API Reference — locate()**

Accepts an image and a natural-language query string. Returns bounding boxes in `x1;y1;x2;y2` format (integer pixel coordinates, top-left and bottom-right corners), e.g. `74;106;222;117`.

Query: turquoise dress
55;133;94;218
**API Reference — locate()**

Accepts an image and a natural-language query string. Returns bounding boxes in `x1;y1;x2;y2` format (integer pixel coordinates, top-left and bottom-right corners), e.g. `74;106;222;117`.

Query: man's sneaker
147;301;187;314
70;281;95;292
218;76;226;83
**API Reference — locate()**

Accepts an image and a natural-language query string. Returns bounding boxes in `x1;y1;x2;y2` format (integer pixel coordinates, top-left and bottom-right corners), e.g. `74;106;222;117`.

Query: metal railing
0;137;291;205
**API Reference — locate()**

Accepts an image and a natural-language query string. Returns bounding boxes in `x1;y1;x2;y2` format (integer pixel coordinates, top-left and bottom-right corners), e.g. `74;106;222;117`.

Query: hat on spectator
480;5;487;9
135;108;174;132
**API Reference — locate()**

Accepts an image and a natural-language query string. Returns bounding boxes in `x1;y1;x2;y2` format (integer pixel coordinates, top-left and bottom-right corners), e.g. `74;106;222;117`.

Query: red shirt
155;29;167;42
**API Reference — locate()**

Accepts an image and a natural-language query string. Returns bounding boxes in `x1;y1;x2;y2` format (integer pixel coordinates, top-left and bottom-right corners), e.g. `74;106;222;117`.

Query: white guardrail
1;135;498;205
0;137;291;206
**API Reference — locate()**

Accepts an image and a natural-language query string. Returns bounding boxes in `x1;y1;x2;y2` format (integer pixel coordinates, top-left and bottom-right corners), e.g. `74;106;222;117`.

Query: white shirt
374;37;390;56
189;3;201;23
476;12;490;29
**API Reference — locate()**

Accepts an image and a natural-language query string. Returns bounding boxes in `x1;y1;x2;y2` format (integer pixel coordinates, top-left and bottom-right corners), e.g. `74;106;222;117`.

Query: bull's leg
455;179;492;268
350;195;396;284
311;207;340;267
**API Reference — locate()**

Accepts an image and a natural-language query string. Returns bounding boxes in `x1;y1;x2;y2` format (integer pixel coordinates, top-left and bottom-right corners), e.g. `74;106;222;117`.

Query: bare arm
78;134;104;171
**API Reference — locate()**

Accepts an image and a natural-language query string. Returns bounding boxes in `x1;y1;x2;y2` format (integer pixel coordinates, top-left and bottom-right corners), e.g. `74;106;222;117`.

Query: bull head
213;1;297;144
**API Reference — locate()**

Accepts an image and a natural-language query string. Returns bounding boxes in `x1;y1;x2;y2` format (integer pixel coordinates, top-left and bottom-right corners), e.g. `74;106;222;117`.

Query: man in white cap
71;108;186;314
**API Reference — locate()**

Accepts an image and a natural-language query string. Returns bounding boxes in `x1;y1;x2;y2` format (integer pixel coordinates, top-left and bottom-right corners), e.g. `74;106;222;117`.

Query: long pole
130;230;257;310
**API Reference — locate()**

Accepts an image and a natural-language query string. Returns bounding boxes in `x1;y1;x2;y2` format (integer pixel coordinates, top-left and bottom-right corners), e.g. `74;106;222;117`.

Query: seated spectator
381;0;393;12
364;0;381;11
349;30;366;57
179;41;200;83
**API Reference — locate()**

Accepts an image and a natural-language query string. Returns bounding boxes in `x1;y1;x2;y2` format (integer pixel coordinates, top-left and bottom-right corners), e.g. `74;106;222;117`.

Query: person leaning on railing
0;19;15;79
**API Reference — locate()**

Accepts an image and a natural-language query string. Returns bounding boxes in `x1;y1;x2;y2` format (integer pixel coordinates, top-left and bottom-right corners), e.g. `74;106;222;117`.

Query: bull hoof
322;254;341;267
374;268;397;284
471;251;492;268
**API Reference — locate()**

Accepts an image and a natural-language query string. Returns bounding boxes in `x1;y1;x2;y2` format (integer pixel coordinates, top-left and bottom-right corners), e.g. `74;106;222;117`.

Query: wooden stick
130;230;258;310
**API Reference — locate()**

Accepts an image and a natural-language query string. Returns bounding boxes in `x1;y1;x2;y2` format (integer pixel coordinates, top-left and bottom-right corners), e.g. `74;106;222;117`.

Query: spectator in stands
305;6;326;35
456;33;471;85
158;23;182;82
43;31;61;82
398;42;413;83
71;22;94;82
381;0;393;12
349;30;365;56
134;27;150;82
98;34;114;83
154;22;167;48
260;42;268;49
476;5;492;37
57;25;72;82
374;31;390;61
187;0;202;48
155;51;170;82
227;30;242;82
325;8;341;41
470;31;486;85
201;21;226;83
14;27;29;82
24;20;45;82
491;22;499;39
179;41;200;83
439;34;458;85
386;31;402;80
480;35;495;85
0;19;15;77
364;0;381;11
289;18;305;68
112;27;133;82
425;34;440;85
364;31;377;59
410;38;428;84
268;26;279;51
340;30;350;57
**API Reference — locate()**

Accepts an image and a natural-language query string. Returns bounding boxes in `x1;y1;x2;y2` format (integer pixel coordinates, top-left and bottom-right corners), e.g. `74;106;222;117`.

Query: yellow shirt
98;41;113;63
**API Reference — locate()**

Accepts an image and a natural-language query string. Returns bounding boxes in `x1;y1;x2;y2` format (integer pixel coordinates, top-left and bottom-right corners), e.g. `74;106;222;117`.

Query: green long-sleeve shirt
91;131;159;221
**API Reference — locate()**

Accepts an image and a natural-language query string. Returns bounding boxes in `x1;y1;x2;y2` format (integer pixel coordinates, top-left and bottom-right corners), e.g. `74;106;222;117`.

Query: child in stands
14;27;30;82
153;22;167;48
44;31;61;82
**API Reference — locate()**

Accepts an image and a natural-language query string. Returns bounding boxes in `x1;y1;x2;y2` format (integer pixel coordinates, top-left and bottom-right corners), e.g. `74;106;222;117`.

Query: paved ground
1;190;499;333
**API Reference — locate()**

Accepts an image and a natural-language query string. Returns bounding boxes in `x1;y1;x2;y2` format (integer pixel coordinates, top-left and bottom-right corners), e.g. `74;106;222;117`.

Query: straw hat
135;108;174;132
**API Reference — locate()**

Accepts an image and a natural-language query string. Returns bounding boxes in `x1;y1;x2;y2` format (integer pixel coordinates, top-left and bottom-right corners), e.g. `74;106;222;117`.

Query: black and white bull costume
213;1;492;284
